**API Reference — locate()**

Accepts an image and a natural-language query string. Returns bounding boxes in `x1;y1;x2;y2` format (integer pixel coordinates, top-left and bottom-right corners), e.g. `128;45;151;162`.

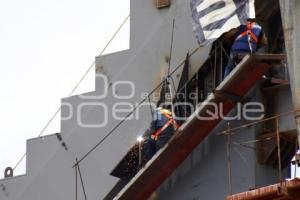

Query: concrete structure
0;0;298;200
280;0;300;147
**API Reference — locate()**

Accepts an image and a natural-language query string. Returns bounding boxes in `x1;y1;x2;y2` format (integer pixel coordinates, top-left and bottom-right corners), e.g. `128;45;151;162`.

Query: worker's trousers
155;126;174;150
142;137;156;163
224;50;249;79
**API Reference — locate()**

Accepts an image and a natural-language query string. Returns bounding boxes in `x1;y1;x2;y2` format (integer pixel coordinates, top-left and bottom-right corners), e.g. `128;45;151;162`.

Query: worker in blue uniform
224;18;267;78
142;107;179;162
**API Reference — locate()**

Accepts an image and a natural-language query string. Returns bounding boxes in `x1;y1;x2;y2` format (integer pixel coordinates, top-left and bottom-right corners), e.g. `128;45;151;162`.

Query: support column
279;0;300;147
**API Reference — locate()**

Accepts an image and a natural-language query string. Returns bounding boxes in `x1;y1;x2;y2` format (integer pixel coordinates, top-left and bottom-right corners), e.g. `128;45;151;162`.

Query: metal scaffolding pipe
279;0;300;147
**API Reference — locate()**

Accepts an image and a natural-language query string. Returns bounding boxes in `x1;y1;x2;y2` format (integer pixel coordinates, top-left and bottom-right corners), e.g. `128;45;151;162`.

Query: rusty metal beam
227;178;300;200
114;54;281;200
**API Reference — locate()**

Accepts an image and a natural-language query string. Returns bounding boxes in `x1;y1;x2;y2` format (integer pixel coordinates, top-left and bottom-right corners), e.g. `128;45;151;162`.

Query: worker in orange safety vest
141;107;180;162
224;18;267;78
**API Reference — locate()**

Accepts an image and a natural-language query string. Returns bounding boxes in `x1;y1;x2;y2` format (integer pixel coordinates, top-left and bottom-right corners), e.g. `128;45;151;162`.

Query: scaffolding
222;110;299;200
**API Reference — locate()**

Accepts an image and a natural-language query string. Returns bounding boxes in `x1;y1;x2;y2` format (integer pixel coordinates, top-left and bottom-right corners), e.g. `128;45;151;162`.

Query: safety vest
231;22;262;52
151;109;180;141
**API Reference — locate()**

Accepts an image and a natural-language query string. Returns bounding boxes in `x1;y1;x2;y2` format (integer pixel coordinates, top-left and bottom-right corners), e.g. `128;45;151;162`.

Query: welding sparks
136;136;144;142
137;136;143;143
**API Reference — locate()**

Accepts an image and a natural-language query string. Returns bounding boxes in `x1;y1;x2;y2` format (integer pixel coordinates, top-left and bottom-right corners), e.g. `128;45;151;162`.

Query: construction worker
224;18;267;78
142;107;179;162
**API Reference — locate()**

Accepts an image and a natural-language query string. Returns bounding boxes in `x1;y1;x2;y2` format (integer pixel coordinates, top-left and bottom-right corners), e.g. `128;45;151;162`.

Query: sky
0;0;130;178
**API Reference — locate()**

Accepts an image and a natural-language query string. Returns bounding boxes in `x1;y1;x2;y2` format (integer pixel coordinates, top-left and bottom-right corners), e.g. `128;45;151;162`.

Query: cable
232;137;277;150
69;15;130;97
233;142;256;150
234;137;274;145
12;14;130;171
167;19;176;76
75;164;78;200
76;159;87;200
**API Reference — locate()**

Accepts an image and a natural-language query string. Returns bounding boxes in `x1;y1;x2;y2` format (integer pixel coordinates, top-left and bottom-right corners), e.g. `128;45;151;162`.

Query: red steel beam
114;54;282;200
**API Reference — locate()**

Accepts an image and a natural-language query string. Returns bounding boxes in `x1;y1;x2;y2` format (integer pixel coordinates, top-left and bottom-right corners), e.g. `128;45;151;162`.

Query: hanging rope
76;158;87;200
75;163;78;200
275;116;283;188
165;18;177;129
167;18;176;76
226;122;233;195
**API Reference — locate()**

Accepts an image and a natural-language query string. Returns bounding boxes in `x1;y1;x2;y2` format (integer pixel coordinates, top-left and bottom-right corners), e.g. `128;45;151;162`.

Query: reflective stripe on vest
151;112;180;140
235;22;258;43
